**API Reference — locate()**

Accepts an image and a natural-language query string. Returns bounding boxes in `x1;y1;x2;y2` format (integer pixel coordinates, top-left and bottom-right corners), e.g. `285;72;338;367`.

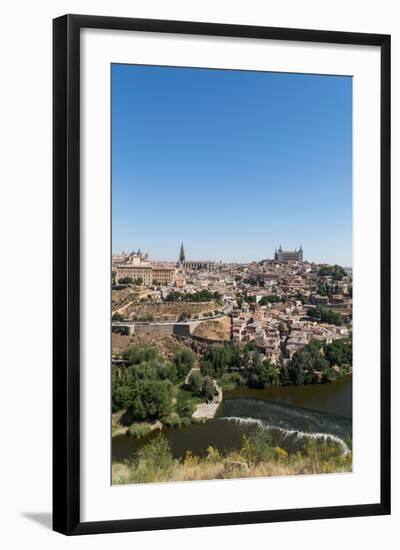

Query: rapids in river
112;375;352;460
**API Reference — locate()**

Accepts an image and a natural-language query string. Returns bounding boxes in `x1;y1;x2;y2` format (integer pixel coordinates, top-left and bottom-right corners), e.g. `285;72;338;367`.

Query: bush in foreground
132;435;176;483
112;431;352;484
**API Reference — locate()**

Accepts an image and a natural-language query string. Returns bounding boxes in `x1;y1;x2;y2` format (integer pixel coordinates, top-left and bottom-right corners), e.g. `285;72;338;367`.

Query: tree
139;380;173;418
279;366;291;385
249;359;281;389
317;264;347;281
289;362;305;385
259;295;282;306
324;338;352;367
112;312;124;322
165;289;222;303
278;321;286;335
347;285;353;297
307;306;343;326
124;343;158;365
130;396;146;420
321;365;338;383
118;276;134;285
159;362;178;384
178;312;191;321
188;371;204;396
173;349;196;380
202;376;215;401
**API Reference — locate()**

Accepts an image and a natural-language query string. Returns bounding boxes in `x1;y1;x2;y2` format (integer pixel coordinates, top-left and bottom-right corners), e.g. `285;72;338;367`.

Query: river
112;375;352;460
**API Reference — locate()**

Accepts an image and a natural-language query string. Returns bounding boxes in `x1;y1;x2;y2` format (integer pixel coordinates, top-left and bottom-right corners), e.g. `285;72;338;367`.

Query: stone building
112;250;175;285
274;245;304;262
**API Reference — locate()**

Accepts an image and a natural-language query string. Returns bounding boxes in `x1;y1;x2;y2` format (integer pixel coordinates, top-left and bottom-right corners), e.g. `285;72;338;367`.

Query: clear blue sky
112;64;352;266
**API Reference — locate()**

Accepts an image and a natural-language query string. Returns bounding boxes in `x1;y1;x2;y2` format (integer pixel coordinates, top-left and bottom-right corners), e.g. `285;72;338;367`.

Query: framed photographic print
53;14;391;535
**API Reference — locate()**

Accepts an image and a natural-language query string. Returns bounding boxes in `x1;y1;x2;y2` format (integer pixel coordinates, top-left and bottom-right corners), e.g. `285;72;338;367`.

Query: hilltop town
111;243;353;469
112;244;352;367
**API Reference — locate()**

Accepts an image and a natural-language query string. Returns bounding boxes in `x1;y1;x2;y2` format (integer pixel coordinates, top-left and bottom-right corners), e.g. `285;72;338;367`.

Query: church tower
179;242;186;264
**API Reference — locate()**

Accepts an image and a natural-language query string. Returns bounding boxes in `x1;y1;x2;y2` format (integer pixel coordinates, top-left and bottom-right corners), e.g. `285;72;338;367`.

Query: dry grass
112;333;135;354
192;316;232;341
112;463;132;484
112;288;141;309
115;334;194;362
112;446;352;485
122;301;217;322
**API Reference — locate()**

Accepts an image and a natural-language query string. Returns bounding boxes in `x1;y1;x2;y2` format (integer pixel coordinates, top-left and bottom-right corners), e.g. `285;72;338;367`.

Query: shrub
112;312;124;322
176;392;197;418
178;312;191;321
161;413;182;428
133;435;175;483
273;447;289;461
206;446;221;463
127;423;152;439
219;372;245;390
241;429;274;464
118;277;133;284
180;416;191;427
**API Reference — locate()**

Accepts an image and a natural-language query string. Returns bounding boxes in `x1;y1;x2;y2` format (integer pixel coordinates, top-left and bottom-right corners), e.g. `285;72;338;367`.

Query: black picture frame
53;14;391;536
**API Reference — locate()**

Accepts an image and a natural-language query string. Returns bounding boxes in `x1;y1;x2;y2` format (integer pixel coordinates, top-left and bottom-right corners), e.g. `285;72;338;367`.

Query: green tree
259;295;282;306
279;365;291;385
112;312;124;322
130;396;146;420
289;362;305;385
118;276;134;284
202;376;216;401
139;380;173;418
188;371;204;396
307;306;343;326
124;344;159;365
173;349;196;380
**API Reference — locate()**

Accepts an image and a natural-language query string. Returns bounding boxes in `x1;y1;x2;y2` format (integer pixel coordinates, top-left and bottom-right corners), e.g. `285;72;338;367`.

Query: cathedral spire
179;242;186;264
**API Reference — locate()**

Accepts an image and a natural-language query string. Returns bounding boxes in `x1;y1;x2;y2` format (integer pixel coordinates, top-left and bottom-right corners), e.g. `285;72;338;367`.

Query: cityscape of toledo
111;243;353;484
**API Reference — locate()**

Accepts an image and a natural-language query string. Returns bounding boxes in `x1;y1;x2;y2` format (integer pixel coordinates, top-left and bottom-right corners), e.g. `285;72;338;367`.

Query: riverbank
112;375;352;465
192;383;223;420
112;383;222;437
112;430;352;485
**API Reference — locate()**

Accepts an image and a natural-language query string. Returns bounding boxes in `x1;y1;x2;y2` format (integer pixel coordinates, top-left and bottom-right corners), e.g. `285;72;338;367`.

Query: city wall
112;320;203;338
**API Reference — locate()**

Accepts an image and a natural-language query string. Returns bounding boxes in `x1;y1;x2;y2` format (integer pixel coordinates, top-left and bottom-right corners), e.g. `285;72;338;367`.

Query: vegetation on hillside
317;265;347;280
112;344;198;426
258;295;284;305
112;336;352;430
198;339;351;390
165;290;222;303
307;306;343;326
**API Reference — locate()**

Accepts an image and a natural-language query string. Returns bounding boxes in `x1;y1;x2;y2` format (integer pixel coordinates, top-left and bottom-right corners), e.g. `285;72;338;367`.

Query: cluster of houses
231;299;349;363
113;246;352;364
